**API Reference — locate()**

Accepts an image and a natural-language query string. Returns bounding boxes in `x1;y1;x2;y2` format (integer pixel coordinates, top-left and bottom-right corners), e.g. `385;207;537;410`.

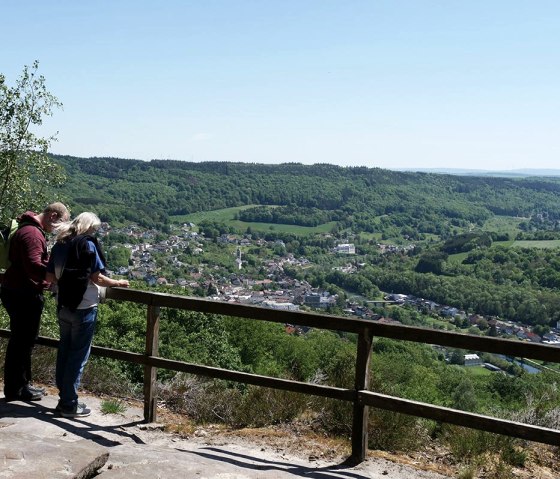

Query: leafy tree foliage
238;205;339;227
102;242;131;269
441;232;493;254
0;62;65;223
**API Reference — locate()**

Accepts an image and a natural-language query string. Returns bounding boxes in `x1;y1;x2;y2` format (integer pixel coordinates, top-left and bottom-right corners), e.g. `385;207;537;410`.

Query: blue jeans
56;306;98;408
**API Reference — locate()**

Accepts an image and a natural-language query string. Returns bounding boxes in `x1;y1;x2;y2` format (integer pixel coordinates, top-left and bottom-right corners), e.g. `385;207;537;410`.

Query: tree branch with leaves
0;60;66;224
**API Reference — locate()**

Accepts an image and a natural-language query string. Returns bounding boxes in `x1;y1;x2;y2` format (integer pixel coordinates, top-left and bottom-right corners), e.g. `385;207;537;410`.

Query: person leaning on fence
1;202;70;402
46;212;129;418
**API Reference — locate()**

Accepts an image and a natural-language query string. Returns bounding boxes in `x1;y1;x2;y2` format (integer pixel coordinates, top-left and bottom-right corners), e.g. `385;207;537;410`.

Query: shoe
55;401;86;412
27;385;46;395
4;388;43;402
60;403;91;418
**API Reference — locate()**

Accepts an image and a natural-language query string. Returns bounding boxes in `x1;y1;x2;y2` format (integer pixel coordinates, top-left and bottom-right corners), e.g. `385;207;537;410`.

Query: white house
464;354;482;366
334;243;356;254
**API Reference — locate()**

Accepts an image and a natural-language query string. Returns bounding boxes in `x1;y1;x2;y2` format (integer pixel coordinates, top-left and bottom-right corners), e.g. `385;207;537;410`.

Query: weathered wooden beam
105;288;560;362
367;322;560;363
144;305;160;422
359;391;560;446
106;287;368;333
350;327;374;464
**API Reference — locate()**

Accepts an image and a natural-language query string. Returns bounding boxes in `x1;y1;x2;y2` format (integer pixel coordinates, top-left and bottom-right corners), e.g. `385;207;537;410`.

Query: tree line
51;154;560;237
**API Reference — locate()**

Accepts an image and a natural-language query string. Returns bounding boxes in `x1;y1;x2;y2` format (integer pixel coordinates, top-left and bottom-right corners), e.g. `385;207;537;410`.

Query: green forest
52;154;560;237
2;154;560;476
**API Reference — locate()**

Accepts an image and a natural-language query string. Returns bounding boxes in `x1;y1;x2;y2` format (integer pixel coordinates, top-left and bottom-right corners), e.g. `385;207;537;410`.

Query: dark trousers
1;287;44;396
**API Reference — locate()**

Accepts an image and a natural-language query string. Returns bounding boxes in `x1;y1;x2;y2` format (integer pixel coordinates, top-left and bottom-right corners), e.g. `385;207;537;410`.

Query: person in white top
46;212;129;418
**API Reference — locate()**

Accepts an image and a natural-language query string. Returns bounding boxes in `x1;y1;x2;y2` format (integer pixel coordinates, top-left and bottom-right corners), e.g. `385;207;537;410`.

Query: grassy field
464;366;493;376
171;205;258;224
447;252;469;263
512;240;560;249
482;215;526;236
448;238;560;262
170;205;337;236
492;240;516;247
356;232;383;241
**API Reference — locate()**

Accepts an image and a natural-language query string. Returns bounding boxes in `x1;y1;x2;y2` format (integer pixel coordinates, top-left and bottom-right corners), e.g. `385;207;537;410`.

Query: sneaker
55;401;86;412
27;385;46;395
4;387;43;402
60;403;91;418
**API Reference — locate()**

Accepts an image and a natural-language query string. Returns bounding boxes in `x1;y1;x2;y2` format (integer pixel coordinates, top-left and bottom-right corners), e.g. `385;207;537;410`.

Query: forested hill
52;154;560;233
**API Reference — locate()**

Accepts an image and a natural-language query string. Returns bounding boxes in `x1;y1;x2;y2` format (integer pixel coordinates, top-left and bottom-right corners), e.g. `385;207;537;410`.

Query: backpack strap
51;242;71;280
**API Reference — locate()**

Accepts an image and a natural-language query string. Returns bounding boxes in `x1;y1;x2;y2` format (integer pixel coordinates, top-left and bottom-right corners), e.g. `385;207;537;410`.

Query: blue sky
2;1;559;170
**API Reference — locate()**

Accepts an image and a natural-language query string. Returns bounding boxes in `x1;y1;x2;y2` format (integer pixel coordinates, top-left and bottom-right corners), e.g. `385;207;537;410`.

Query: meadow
171;205;337;236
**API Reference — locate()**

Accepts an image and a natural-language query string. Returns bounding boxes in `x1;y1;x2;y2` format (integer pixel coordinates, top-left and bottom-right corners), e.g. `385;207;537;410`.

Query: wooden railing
1;286;560;464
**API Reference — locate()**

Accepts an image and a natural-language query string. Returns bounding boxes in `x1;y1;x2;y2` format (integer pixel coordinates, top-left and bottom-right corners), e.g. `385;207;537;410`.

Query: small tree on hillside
0;61;65;223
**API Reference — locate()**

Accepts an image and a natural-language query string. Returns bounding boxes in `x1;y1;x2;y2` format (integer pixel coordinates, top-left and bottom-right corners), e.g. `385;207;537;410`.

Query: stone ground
0;386;454;479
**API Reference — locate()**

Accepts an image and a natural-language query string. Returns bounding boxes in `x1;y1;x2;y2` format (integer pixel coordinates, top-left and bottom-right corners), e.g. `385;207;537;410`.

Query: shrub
156;373;308;427
81;357;140;399
441;425;525;469
368;410;429;452
232;386;309;427
310;396;353;437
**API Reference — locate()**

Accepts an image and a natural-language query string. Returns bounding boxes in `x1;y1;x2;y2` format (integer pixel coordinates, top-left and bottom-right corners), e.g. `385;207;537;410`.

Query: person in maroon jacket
1;202;69;402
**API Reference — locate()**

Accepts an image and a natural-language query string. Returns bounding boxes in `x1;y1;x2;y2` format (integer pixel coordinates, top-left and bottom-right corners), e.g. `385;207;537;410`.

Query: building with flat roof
464;354;482;366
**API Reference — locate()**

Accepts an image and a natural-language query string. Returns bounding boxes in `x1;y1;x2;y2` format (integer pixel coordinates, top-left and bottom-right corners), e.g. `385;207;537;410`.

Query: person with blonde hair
2;202;70;402
46;212;129;418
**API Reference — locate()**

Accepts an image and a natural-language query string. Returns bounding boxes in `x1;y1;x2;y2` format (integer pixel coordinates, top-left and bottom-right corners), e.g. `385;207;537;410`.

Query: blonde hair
54;212;101;242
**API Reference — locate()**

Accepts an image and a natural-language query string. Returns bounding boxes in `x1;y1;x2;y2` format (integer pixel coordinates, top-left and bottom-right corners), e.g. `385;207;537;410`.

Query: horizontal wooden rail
0;330;354;402
107;287;560;362
106;287;370;333
2;286;560;464
359;391;560;446
92;343;355;402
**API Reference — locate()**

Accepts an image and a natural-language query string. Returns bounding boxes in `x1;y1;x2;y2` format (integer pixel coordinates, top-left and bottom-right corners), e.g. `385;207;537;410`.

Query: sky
2;1;559;171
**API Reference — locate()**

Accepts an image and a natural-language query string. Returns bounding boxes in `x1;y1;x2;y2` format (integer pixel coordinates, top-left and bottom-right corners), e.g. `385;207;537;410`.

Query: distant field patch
357;232;382;241
230;220;336;235
512;240;560;249
464;366;493;377
171;205;258;224
171;206;336;236
493;240;515;247
448;252;469;263
482;215;526;236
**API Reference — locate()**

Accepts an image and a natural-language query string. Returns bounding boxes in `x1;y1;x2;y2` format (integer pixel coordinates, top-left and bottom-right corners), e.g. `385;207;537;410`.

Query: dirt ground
154;401;560;479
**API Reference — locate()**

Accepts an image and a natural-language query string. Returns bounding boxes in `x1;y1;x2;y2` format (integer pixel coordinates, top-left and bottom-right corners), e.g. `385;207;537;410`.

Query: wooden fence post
350;326;373;464
144;305;160;422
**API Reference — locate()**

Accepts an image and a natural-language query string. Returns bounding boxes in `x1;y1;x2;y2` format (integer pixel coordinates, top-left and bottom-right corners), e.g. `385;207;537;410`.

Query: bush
368;410;429;451
440;425;525;468
81;357;140;399
312;396;353;437
156;373;308;427
232;386;309;427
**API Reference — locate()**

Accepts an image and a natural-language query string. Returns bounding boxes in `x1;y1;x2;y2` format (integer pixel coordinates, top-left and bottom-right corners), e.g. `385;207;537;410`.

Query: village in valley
94;221;560;375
